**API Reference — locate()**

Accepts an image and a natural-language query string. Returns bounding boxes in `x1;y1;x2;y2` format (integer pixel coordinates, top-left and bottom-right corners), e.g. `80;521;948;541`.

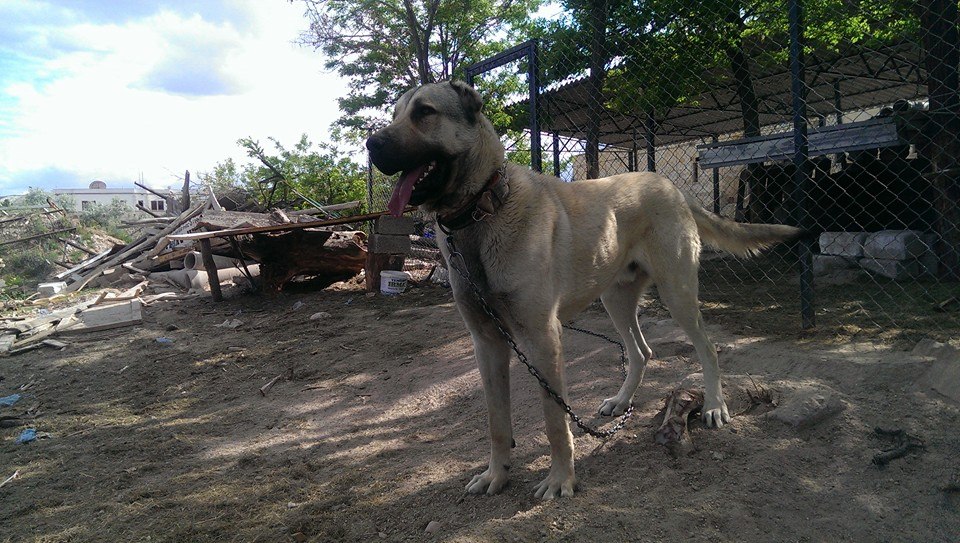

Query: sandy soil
1;281;958;542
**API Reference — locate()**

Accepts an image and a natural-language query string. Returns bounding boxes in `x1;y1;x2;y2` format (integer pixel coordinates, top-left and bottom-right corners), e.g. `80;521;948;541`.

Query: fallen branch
259;373;284;396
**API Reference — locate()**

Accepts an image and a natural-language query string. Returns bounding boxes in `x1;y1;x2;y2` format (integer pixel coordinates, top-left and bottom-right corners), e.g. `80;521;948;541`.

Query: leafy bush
4;250;55;285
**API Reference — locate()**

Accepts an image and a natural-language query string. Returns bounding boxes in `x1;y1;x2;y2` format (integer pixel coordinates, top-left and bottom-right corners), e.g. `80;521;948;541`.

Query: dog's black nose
366;134;384;153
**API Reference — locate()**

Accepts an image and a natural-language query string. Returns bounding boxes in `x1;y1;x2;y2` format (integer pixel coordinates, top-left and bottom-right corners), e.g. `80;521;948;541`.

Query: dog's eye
417;105;436;117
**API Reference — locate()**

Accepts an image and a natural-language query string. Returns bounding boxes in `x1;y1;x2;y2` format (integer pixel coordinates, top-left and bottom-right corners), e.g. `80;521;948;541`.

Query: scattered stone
292;301;305;310
768;383;844;428
425;521;440;534
310;311;331;320
292;532;307;543
215;319;244;329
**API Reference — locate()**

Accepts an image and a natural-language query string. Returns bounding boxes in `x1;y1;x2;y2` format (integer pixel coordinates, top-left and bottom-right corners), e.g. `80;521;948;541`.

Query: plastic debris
16;428;37;444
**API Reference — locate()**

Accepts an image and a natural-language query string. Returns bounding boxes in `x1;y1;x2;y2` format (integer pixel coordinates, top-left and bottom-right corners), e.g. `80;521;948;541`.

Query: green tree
236;135;368;210
293;0;542;139
19;188;75;210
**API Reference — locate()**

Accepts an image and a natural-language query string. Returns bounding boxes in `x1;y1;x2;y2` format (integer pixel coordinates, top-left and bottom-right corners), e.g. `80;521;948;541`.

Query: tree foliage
292;0;542;138
198;135;367;211
539;0;922;121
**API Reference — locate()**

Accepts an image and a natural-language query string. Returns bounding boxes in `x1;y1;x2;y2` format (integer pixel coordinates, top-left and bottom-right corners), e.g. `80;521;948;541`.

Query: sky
0;0;350;195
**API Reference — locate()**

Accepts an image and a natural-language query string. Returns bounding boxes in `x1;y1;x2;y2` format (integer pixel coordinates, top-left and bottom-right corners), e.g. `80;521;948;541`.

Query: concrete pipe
183;251;242;271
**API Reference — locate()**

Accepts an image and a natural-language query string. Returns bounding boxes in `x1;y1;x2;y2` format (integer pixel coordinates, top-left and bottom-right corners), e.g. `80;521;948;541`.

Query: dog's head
366;81;502;216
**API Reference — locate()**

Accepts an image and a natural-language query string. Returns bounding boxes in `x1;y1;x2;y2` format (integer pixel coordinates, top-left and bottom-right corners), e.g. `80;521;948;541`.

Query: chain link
444;233;634;439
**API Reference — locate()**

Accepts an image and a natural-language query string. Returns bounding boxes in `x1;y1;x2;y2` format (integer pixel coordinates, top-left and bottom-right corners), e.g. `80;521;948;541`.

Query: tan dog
366;81;800;499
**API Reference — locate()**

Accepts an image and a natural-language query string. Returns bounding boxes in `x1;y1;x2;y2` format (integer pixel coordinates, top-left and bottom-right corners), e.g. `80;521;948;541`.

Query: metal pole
366;128;374;213
790;0;815;329
553;133;561;177
528;41;542;173
645;110;656;172
630;128;638;172
833;80;846;169
712;135;721;214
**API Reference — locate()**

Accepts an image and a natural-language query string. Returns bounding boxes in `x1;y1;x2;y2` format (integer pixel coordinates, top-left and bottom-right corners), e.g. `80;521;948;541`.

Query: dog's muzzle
365;132;402;175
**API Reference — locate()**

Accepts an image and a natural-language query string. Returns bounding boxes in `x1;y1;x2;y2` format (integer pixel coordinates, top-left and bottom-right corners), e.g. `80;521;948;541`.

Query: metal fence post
789;0;816;329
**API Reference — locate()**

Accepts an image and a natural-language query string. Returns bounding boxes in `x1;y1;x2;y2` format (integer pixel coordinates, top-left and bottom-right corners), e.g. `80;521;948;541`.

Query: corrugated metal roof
532;42;924;149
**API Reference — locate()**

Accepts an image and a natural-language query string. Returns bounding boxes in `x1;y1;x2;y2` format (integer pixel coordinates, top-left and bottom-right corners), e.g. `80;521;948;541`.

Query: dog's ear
449;80;483;122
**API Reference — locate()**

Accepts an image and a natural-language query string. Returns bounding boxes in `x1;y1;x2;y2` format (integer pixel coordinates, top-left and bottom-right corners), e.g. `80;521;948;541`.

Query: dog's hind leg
464;320;514;495
597;273;654;416
653;256;731;428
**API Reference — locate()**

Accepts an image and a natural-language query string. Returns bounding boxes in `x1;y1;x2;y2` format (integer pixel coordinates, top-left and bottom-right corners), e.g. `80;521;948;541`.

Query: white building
52;181;171;214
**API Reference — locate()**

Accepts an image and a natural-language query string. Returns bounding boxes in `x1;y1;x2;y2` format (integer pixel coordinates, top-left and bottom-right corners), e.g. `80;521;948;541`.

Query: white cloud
0;1;350;194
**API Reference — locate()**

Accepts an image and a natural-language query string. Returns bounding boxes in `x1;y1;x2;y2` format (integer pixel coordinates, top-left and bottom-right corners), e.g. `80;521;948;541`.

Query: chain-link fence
370;0;960;343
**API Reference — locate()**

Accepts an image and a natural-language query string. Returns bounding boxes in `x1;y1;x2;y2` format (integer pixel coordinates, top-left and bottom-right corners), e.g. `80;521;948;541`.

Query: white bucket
380;270;411;295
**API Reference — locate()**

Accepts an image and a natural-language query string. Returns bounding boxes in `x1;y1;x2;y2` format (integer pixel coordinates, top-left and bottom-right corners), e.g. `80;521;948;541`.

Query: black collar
437;164;509;232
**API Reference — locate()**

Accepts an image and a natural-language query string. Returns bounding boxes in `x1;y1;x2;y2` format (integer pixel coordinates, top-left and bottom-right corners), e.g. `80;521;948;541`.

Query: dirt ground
1;279;958;542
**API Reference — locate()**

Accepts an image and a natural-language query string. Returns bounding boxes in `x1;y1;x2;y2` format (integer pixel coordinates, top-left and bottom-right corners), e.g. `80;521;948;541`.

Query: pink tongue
387;164;427;217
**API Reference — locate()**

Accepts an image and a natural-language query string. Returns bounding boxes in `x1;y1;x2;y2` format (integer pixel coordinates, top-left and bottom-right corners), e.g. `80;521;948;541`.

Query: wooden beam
0;227;77;247
168;207;416;242
58;237;97;256
199;238;223;301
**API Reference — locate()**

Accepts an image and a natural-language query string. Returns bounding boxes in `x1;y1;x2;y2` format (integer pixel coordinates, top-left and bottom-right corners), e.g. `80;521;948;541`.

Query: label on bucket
380;271;409;295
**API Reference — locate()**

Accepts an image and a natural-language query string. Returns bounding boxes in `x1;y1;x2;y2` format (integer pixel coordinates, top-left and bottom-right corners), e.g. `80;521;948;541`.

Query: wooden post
182;170;191;213
199;238;223;301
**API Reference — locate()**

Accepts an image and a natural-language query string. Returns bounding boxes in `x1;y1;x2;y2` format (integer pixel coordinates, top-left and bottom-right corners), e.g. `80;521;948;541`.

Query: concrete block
859;257;921;280
920;233;939;276
374;216;415;235
369;233;411;254
819;231;867;257
38;282;67;297
863;230;927;260
813;254;857;276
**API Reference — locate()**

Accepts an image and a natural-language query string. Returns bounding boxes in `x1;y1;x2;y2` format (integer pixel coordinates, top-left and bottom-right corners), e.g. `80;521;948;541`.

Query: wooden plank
288;201;363;215
54;249;112;280
697;117;902;168
59;300;143;334
167;207;416;242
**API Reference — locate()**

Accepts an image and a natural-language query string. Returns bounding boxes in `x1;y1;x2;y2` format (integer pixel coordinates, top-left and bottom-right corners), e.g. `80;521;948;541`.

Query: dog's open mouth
388;161;437;217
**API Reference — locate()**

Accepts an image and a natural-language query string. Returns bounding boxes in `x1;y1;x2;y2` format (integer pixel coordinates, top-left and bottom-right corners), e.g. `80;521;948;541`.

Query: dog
366;80;800;499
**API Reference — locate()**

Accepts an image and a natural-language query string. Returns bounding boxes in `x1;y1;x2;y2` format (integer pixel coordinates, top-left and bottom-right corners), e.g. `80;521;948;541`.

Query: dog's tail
685;193;802;258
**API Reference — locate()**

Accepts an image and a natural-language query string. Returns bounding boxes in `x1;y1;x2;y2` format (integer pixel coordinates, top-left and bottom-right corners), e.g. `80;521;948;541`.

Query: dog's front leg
525;321;576;499
465;326;514;495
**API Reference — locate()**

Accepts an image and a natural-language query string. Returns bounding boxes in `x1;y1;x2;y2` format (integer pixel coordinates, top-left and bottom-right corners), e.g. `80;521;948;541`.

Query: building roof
535;42;924;149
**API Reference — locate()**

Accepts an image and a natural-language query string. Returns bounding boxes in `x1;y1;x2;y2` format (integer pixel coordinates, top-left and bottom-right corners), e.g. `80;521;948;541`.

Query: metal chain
444;233;634;439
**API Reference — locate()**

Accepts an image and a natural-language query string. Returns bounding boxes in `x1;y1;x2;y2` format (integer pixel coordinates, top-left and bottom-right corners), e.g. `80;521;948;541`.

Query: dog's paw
533;469;576;500
465;465;509;495
597;396;632;417
701;401;731;428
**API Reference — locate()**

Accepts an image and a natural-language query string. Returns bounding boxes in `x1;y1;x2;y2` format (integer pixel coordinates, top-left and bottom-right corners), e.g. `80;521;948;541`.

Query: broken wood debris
872;427;925;466
654;388;705;457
